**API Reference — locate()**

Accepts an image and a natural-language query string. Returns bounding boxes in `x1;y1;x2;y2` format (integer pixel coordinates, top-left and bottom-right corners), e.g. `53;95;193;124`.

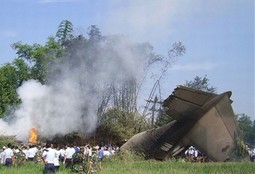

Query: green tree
0;21;69;118
237;114;255;145
11;36;63;84
87;25;102;42
184;75;217;93
0;35;62;117
97;108;149;142
0;63;20;116
12;58;31;86
11;42;46;83
56;20;74;46
154;108;173;127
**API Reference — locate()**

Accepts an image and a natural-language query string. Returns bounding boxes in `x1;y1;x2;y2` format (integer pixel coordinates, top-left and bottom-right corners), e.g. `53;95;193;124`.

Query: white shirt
22;149;29;159
103;150;111;157
88;147;92;157
54;150;60;166
28;147;38;158
65;147;75;159
4;148;14;159
59;149;65;157
84;147;88;155
42;148;56;164
0;151;6;164
251;148;255;156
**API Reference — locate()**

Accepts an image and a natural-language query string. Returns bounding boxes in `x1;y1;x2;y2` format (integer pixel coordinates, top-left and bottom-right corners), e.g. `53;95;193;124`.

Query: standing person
98;146;104;161
0;146;6;165
22;146;29;160
64;144;75;168
58;145;65;163
73;143;80;153
97;146;104;171
84;144;92;162
84;145;88;160
27;144;38;161
87;145;92;162
53;144;60;172
3;143;14;167
42;142;56;174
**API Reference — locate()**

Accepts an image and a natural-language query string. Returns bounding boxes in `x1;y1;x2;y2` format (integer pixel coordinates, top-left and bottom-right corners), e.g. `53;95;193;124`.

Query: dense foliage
97;108;150;143
184;75;217;93
0;135;19;148
238;114;255;146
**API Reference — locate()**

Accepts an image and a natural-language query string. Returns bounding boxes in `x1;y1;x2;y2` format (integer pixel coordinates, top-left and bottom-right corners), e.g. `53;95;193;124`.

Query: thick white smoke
0;35;152;141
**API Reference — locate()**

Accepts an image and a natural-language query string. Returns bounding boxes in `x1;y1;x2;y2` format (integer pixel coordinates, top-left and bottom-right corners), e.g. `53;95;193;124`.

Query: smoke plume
0;35;153;141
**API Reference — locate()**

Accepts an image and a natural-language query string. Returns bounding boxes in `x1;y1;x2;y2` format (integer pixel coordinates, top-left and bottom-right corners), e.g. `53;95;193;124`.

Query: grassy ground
103;159;255;174
0;158;254;174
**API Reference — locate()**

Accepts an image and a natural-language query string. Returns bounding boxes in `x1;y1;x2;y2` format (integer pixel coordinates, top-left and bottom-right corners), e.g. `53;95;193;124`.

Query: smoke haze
0;35;153;141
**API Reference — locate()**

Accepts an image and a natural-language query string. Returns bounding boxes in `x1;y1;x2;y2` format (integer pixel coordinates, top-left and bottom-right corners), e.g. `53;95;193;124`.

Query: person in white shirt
58;145;65;163
84;144;92;161
22;146;29;160
3;143;14;167
103;148;111;158
87;145;92;161
0;146;6;165
27;144;38;161
53;144;60;172
64;144;76;168
249;148;255;162
42;142;57;174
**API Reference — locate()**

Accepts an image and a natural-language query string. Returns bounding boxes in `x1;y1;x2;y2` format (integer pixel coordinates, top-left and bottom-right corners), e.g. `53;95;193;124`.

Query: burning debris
121;86;240;162
29;128;38;144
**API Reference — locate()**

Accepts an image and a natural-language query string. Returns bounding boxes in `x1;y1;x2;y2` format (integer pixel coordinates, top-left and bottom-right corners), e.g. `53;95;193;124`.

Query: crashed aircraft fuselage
120;86;239;162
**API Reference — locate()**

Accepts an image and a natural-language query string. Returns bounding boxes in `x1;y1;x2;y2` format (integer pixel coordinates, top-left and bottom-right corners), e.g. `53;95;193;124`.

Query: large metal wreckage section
120;86;240;162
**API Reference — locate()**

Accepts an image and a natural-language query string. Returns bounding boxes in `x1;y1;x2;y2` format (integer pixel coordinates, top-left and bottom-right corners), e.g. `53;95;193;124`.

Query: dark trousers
55;165;60;172
44;163;55;174
59;156;64;162
5;158;12;167
28;157;34;161
65;158;72;168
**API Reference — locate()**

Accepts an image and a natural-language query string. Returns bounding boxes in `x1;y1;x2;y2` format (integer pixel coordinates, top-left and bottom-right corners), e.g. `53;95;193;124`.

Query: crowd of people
0;142;119;173
185;145;255;163
2;142;254;173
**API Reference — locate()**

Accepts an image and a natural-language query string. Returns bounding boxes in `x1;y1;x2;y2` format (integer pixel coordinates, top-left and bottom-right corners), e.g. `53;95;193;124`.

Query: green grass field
0;158;254;174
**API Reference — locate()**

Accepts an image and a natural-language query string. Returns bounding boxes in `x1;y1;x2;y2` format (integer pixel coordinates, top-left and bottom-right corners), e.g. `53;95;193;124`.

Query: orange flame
29;128;38;144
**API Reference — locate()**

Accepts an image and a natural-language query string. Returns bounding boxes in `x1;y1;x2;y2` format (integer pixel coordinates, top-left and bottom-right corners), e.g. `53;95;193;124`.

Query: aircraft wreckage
121;86;240;162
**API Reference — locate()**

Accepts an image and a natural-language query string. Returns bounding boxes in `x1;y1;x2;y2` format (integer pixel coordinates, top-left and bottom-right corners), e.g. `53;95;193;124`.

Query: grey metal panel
164;86;215;107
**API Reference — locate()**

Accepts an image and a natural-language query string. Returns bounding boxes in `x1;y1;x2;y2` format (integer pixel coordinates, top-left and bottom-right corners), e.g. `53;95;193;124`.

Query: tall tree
11;36;62;84
87;25;102;42
238;114;255;145
184;75;217;93
0;63;20;116
143;42;185;126
56;20;74;46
